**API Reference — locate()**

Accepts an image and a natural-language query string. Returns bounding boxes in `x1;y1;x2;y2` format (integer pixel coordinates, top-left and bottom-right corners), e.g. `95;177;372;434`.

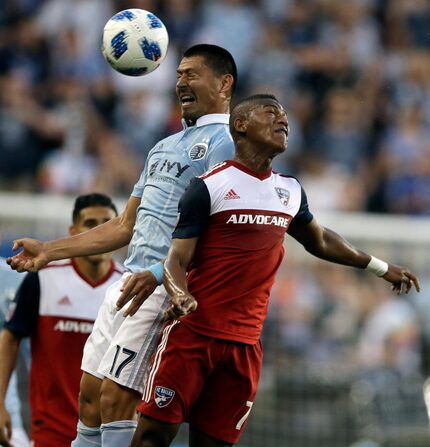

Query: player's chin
272;141;287;154
181;104;199;122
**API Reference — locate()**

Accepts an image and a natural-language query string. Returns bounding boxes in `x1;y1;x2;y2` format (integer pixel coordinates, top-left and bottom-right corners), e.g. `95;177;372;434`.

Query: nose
277;111;288;125
277;114;288;134
176;74;187;89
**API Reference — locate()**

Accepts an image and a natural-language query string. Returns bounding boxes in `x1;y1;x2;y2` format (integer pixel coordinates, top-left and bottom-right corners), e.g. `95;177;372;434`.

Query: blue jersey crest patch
155;386;175;408
189;143;208;161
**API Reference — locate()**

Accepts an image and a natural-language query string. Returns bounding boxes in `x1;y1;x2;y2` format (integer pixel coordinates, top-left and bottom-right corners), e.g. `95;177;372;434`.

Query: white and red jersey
172;160;313;344
4;259;123;447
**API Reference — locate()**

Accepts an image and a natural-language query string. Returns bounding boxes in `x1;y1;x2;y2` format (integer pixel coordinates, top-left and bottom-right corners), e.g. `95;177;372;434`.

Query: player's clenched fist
165;293;198;320
6;238;48;273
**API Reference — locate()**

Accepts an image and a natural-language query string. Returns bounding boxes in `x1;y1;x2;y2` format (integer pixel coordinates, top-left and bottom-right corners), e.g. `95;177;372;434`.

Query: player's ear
220;74;234;96
234;117;247;134
69;224;77;236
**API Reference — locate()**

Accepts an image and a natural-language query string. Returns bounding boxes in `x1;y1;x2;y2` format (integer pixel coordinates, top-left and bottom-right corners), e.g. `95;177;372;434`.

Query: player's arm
7;195;140;273
287;218;420;294
0;329;21;447
164;237;199;320
117;262;162;317
164;177;211;320
0;273;38;447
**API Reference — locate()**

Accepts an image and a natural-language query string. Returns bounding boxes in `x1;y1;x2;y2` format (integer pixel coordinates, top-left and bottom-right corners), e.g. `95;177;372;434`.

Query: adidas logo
58;295;72;306
224;189;240;200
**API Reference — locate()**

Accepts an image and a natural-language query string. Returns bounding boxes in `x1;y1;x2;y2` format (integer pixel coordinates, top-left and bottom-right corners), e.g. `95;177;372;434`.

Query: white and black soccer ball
101;9;169;76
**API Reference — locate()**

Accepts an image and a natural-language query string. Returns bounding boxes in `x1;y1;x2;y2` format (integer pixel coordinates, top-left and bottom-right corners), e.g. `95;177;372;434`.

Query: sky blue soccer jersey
125;114;234;272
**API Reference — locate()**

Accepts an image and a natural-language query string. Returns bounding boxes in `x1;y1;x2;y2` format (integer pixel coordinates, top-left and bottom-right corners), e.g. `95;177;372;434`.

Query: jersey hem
181;321;259;345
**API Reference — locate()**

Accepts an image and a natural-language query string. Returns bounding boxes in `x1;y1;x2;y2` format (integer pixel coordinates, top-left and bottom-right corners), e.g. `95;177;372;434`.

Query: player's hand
382;264;421;295
165;293;197;320
6;238;48;273
116;271;158;317
0;404;13;447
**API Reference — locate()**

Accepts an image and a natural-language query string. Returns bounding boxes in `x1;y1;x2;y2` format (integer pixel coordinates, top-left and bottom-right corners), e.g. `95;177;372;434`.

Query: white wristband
365;256;388;277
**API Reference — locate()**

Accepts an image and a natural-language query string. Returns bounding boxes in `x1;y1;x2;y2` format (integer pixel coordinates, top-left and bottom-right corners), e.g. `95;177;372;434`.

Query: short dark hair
183;44;237;93
72;193;118;223
229;93;279;135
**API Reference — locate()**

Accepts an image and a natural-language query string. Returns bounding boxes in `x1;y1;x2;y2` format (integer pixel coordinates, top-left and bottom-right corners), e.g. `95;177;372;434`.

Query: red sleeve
4;272;40;337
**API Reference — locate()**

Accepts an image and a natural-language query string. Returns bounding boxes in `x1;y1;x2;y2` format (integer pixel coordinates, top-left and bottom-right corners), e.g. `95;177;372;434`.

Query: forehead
258;98;285;112
254;98;285;112
76;206;116;221
177;55;210;73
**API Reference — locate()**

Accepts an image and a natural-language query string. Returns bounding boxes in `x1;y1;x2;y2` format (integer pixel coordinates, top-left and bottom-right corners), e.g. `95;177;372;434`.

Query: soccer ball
101;9;169;76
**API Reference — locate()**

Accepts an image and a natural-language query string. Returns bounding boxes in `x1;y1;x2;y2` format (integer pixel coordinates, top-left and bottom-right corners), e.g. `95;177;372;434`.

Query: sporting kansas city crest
275;187;290;206
154;386;175;408
189;142;208;161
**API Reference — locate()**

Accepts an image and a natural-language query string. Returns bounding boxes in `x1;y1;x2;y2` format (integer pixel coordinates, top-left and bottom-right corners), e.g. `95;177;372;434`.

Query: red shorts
137;320;262;444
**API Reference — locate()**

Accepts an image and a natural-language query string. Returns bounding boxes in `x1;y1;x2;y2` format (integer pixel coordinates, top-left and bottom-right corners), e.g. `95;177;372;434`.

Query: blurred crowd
261;255;430;446
1;0;430;214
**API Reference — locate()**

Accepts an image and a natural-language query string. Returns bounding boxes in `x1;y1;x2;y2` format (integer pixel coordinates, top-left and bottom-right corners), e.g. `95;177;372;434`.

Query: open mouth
180;94;196;106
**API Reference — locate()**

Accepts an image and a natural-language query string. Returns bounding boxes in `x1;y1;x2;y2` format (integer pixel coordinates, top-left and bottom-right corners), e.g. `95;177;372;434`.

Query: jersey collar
182;113;230;129
71;258;116;288
228;160;273;181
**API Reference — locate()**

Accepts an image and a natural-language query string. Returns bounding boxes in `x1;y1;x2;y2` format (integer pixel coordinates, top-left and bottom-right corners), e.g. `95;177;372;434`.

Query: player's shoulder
199;160;231;180
273;171;303;188
147;130;185;156
205;124;233;147
161;130;184;145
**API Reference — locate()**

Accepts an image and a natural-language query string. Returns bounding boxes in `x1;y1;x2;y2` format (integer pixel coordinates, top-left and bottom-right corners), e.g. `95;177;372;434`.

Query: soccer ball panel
101;9;169;77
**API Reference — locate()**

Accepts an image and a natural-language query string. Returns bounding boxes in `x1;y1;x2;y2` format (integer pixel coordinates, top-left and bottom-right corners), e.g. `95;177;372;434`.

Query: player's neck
73;257;112;283
234;154;272;174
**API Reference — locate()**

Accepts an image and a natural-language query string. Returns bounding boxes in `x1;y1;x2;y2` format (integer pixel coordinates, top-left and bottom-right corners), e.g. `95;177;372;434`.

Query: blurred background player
0;251;30;447
0;193;122;447
131;94;420;447
7;44;237;447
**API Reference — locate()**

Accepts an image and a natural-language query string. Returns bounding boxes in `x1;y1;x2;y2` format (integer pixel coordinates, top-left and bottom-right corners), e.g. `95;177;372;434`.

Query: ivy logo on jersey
154;386;175;408
275;187;290;206
189;143;208;161
149;159;190;178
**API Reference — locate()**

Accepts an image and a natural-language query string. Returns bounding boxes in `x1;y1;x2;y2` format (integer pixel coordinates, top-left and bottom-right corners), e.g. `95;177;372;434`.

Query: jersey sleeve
172;177;211;239
288;186;314;228
4;272;40;337
205;134;235;169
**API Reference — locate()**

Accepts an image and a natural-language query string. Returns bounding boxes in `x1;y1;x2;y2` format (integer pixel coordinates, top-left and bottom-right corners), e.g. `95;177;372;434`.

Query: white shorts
81;273;170;394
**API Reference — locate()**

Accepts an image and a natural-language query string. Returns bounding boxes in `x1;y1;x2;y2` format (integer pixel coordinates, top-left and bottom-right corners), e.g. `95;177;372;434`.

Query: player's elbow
303;242;327;259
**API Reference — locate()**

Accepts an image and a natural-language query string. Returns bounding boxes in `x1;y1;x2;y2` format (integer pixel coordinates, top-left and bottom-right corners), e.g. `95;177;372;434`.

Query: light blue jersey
125;114;234;273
